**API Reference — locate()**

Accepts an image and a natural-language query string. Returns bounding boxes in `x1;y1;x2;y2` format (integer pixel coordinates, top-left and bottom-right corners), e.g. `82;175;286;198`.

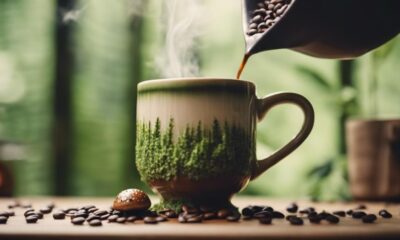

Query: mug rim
137;77;256;94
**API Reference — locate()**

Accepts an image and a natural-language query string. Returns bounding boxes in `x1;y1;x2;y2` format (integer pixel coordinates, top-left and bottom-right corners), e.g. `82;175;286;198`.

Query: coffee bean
108;214;119;222
0;216;8;224
285;215;297;221
326;214;340;224
116;217;126;223
187;215;202;223
73;212;88;219
203;212;216;220
88;208;98;213
94;210;108;216
241;207;254;217
272;211;285;219
144;216;158;224
65;208;79;213
253;9;267;16
379;210;392;218
40;207;52;214
276;5;288;15
249;23;258;29
111;210;121;216
26;215;38;223
333;211;346;217
318;211;329;219
100;214;110;220
362;214;377;223
89;219;102;226
165;211;178;218
127;216;138;222
308;215;322;224
352;211;366;219
259;216;272;224
250;205;264;213
254;211;272;219
24;209;34;217
0;211;10;218
289;216;303;225
156;216;167;222
299;207;315;214
71;217;85;225
251;15;263;23
53;211;66;220
5;211;15;217
86;215;101;222
286;203;298;213
227;214;240;222
217;209;230;219
47;203;55;209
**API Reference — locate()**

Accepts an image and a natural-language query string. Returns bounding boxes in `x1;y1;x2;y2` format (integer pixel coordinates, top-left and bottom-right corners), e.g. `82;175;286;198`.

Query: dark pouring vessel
243;0;400;59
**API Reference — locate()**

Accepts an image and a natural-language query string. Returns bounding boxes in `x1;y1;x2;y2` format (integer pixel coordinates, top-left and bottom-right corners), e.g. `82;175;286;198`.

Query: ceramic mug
136;78;314;207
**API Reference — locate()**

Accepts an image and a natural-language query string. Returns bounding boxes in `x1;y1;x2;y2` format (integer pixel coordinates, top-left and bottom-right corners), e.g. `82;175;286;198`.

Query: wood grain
0;197;399;240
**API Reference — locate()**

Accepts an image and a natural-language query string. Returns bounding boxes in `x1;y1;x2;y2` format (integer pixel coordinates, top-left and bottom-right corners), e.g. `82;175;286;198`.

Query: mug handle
251;92;314;180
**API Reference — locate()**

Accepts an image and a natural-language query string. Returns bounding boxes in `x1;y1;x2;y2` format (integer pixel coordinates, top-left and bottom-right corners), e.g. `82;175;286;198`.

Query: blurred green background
0;0;399;199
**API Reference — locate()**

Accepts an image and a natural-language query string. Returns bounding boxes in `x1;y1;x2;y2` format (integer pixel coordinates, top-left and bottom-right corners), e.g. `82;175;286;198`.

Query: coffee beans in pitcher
247;0;292;36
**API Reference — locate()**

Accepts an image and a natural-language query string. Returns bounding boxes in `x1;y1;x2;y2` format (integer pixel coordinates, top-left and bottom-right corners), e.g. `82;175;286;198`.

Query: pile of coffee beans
247;0;292;36
0;196;397;227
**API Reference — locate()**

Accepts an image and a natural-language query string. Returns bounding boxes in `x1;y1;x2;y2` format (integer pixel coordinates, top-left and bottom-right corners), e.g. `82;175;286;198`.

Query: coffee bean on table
352;211;366;219
379;210;392;218
71;217;85;225
65;208;79;213
40;207;52;214
326;214;340;224
165;211;178;218
5;211;15;217
53;211;66;220
88;208;99;213
241;207;254;217
93;210;108;216
156;216;167;222
116;217;127;224
254;211;272;219
47;203;55;209
288;216;303;225
362;214;377;223
0;216;8;224
127;216;138;222
89;219;102;227
333;211;346;217
86;215;100;222
262;206;274;212
24;209;34;217
73;212;88;219
308;215;322;224
272;211;285;219
113;189;151;212
286;203;298;213
26;215;38;224
100;214;110;220
144;216;158;224
259;216;272;225
108;215;119;222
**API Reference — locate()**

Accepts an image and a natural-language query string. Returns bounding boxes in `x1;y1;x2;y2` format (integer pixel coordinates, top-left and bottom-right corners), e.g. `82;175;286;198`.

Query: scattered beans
108;215;119;222
333;211;346;217
116;217;127;224
288;216;303;225
259;216;272;224
144;216;158;224
71;217;85;225
352;211;367;219
0;216;8;224
26;215;38;224
89;219;102;226
326;214;340;224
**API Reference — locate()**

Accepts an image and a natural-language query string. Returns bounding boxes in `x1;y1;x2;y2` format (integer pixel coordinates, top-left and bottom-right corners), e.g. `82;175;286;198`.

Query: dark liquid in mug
236;54;250;79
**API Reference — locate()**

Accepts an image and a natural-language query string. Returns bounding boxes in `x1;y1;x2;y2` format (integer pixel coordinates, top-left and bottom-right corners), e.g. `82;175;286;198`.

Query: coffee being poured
237;0;400;79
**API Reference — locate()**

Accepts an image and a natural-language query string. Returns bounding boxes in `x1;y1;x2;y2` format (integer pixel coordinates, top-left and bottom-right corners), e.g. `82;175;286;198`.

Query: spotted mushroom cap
113;188;151;211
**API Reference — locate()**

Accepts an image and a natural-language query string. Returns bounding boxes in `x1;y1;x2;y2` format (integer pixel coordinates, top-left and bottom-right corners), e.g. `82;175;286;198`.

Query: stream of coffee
236;54;250;79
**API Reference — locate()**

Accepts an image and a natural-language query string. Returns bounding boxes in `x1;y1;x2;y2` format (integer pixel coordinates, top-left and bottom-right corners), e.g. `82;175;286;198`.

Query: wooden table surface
0;197;399;240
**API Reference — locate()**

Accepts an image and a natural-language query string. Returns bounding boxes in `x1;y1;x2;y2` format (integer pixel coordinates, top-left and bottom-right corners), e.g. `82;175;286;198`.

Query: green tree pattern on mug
136;118;253;181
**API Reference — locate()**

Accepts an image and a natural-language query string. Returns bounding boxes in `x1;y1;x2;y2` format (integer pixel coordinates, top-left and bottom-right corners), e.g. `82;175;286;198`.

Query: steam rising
155;0;204;78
